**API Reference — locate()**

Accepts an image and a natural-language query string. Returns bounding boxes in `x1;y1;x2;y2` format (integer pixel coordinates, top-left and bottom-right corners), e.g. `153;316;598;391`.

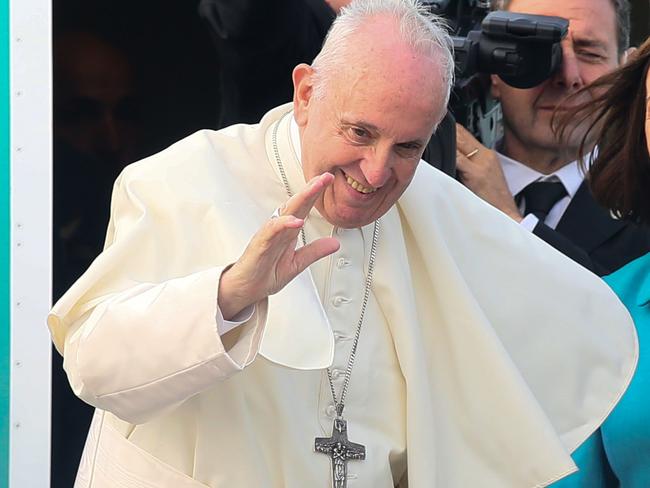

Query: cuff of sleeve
93;296;268;424
217;304;255;336
218;298;267;369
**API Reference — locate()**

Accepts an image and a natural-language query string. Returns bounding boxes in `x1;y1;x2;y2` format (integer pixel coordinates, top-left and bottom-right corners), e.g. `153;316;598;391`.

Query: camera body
425;0;569;148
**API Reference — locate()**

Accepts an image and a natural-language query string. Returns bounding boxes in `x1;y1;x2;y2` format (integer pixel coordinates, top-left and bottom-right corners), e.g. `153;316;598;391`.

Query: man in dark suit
454;0;650;276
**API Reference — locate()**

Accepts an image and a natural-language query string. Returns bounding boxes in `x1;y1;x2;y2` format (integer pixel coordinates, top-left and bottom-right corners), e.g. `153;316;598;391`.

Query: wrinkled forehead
341;54;446;120
506;0;618;49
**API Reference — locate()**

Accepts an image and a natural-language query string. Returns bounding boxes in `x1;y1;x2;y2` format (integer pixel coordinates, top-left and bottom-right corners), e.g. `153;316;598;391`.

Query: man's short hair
311;0;455;106
493;0;631;54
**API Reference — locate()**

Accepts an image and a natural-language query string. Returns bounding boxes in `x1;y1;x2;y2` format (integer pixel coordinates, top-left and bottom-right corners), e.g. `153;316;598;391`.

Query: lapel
555;180;626;252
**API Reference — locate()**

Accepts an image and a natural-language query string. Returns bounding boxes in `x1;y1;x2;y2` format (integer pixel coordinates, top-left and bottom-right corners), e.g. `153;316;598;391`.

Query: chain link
272;112;379;418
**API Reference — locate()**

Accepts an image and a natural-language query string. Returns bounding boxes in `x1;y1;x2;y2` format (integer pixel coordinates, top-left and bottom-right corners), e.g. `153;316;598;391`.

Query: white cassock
48;104;638;488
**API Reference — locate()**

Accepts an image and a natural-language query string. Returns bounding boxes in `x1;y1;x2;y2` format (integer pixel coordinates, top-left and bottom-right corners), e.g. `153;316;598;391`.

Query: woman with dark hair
563;38;650;226
553;37;650;487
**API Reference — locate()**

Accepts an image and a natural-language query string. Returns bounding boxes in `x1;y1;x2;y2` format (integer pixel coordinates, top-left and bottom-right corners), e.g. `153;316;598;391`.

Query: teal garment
553;253;650;487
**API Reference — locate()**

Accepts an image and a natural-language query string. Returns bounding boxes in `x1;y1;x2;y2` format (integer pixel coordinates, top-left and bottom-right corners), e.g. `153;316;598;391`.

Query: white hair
311;0;455;107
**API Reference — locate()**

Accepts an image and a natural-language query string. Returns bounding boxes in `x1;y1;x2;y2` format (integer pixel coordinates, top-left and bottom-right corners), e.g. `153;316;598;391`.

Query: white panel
9;0;52;486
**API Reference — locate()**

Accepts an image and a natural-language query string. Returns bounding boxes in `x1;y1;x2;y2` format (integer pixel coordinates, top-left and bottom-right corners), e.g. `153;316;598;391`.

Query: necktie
517;181;567;222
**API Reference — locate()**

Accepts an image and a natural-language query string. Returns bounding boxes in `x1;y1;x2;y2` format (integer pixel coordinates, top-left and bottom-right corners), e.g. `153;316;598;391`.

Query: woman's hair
557;37;650;225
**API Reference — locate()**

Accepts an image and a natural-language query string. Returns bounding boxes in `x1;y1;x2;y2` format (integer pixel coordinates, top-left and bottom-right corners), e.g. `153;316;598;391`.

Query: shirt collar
497;150;587;198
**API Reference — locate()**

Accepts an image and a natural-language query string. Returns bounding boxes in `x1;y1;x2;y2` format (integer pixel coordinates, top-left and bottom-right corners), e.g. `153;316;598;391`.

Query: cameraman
455;0;650;276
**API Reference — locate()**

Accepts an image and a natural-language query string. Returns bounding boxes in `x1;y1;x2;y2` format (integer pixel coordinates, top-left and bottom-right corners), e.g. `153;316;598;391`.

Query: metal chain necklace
272;113;379;488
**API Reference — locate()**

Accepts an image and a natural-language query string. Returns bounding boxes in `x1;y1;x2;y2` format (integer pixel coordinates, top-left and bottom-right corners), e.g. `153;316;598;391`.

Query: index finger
455;123;483;154
282;172;334;220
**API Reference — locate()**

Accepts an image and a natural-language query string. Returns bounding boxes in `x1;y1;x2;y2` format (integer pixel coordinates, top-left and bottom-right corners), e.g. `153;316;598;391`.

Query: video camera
425;0;569;148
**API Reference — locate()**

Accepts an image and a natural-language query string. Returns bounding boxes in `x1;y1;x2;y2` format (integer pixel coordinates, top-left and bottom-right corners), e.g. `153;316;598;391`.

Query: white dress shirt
497;152;587;231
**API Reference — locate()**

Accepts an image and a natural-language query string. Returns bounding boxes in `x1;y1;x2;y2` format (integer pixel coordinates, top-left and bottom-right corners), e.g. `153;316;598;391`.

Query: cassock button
331;369;343;379
332;296;350;307
325;404;337;418
333;332;349;342
336;257;350;268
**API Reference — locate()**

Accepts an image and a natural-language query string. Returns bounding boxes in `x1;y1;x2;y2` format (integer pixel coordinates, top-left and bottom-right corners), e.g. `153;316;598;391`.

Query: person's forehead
332;57;445;126
507;0;617;47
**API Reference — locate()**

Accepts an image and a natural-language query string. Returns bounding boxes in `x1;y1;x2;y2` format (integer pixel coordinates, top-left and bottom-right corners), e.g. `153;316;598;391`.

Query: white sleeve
52;266;268;424
47;164;271;425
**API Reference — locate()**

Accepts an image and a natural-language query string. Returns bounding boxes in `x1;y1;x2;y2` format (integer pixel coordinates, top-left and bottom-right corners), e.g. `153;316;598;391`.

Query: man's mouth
345;173;377;194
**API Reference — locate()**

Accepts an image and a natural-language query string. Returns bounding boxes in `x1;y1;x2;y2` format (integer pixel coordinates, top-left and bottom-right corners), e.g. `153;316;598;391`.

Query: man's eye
396;143;421;155
578;51;605;61
399;143;420;150
395;142;424;159
350;127;370;139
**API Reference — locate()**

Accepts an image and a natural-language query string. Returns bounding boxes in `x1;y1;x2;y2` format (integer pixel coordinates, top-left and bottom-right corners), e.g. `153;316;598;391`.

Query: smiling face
292;18;446;228
492;0;621;169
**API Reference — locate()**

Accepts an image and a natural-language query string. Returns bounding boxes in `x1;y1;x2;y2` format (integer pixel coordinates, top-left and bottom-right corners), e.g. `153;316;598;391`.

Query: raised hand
455;123;523;222
218;172;340;320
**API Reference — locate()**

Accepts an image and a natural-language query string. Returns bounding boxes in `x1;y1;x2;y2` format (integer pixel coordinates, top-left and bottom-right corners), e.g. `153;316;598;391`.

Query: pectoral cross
315;417;366;488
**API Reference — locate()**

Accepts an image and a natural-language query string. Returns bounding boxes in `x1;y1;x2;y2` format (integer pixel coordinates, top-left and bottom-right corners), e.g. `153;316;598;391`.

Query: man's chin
322;207;375;229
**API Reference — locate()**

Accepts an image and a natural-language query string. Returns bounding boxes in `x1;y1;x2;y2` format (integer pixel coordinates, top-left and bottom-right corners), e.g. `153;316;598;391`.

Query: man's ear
490;74;502;99
621;46;637;65
292;63;315;126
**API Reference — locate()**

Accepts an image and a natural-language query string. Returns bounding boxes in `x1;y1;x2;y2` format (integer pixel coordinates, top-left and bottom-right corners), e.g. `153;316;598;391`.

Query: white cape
49;104;637;487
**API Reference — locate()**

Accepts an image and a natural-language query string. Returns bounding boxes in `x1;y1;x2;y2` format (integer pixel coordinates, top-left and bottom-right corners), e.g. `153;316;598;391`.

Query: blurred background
51;1;219;486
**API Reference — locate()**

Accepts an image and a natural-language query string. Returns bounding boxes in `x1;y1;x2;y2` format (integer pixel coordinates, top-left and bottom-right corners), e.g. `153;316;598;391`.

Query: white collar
497;151;589;199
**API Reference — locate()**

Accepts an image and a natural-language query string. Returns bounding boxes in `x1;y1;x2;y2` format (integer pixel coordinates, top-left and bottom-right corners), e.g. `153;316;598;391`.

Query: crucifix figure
315;417;366;488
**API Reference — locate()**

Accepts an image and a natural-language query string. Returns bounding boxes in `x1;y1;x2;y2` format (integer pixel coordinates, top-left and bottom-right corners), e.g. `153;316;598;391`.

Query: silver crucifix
315;417;366;488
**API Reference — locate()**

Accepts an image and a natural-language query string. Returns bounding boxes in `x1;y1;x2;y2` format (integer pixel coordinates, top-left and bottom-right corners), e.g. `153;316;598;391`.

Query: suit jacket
533;181;650;276
48;105;637;487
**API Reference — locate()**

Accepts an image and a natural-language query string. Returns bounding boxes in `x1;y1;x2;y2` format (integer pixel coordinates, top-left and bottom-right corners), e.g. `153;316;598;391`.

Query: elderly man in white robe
48;1;637;487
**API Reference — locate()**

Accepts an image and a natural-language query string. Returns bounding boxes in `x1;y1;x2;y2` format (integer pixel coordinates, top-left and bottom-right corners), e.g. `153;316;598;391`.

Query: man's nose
553;45;584;91
360;146;393;188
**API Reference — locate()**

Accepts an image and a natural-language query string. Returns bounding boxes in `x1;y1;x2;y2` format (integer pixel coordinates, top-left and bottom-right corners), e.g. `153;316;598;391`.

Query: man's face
293;27;446;228
492;0;620;157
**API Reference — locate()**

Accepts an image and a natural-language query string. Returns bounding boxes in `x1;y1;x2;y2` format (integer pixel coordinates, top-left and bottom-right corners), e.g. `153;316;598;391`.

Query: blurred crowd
52;0;650;487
